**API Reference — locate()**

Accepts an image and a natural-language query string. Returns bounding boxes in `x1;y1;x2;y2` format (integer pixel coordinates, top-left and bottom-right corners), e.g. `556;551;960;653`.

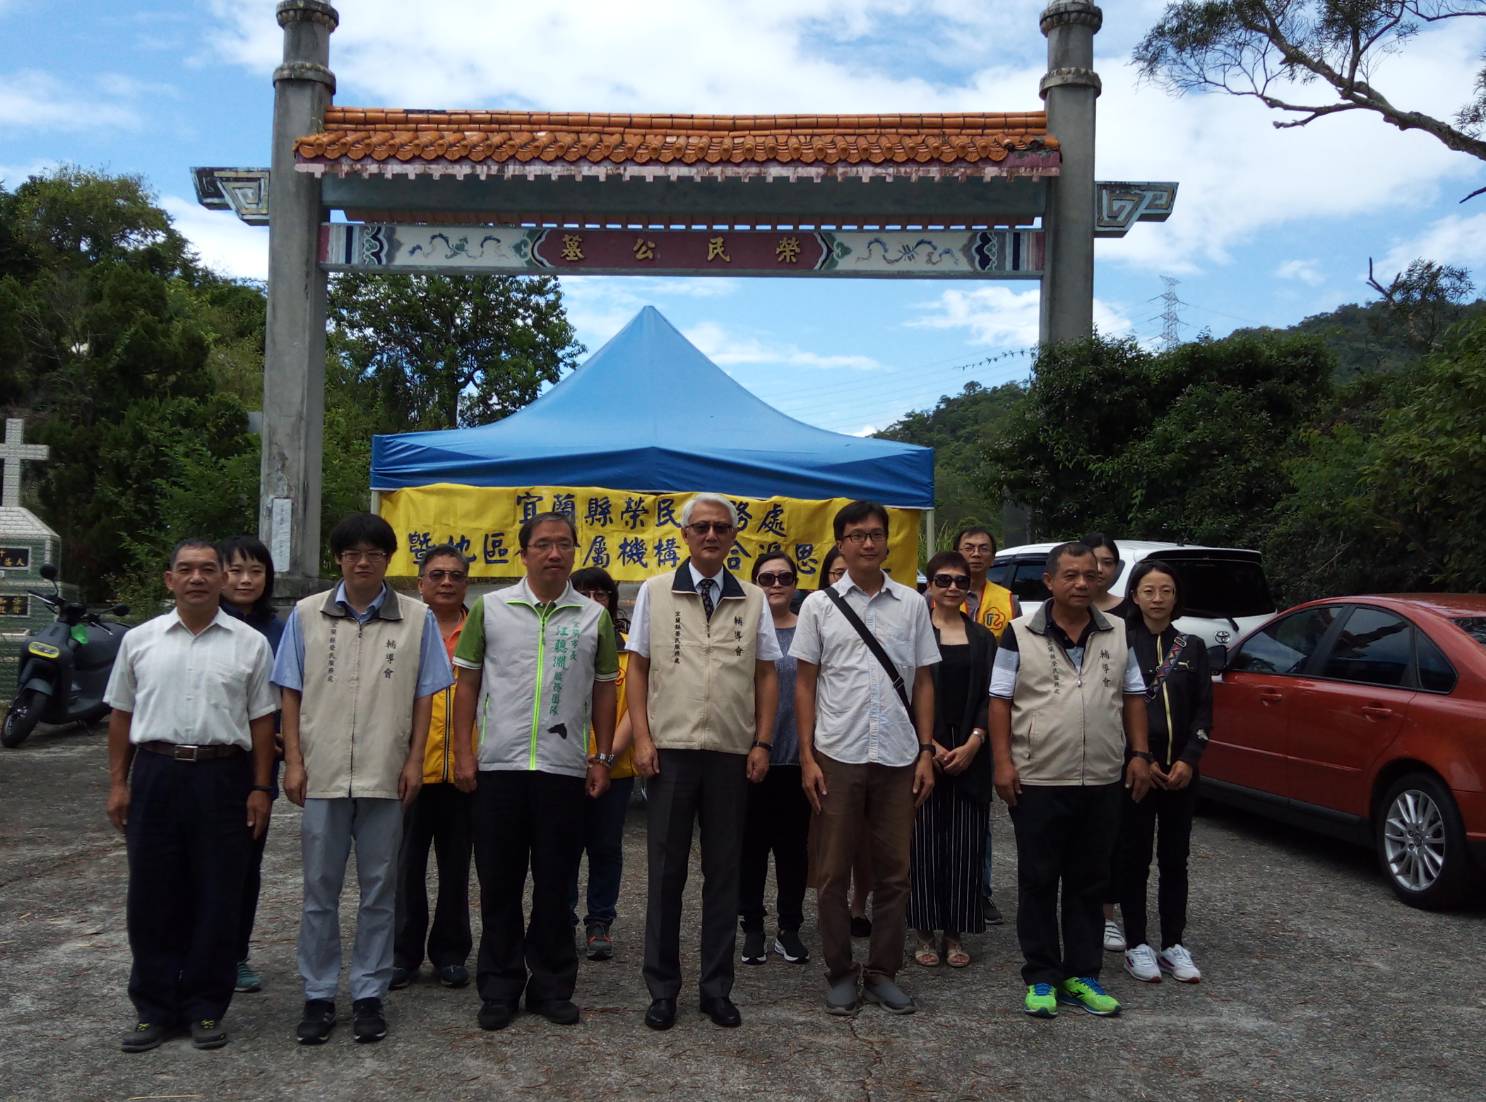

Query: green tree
328;272;584;432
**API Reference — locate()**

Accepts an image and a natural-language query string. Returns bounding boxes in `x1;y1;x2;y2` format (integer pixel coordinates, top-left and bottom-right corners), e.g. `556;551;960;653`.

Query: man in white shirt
104;539;279;1053
793;501;939;1017
627;494;779;1031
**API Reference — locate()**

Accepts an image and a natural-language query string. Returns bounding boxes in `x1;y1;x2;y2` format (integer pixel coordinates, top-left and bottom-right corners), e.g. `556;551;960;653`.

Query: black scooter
2;564;131;748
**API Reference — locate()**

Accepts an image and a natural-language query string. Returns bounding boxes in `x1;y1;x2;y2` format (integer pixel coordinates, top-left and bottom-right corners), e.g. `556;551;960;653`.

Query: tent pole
370;489;381;515
925;508;936;555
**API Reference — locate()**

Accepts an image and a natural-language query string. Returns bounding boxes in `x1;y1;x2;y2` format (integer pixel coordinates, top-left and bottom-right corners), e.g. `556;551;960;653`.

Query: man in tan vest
988;541;1152;1022
274;513;453;1046
628;494;779;1031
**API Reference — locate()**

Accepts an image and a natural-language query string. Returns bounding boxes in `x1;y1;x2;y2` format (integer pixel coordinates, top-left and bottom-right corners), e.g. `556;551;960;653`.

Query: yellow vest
587;648;635;779
964;579;1016;634
423;613;478;785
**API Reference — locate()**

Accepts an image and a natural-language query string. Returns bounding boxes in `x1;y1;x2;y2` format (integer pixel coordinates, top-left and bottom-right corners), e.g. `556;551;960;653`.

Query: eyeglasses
932;573;971;589
756;571;796;588
826;567;847;582
340;549;388;564
575;588;608;601
424;569;467;582
840;529;887;545
527;540;576;554
685;521;735;536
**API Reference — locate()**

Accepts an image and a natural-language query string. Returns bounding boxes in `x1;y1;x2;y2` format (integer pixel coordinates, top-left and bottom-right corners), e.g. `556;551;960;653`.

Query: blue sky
5;0;1485;435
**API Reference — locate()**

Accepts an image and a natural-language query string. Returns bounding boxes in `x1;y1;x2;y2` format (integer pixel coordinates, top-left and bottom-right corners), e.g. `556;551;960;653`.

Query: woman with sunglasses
908;550;996;969
738;552;812;966
567;566;636;962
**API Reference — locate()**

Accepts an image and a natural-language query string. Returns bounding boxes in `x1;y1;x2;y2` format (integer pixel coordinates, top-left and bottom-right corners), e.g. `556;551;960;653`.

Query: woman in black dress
908;551;996;968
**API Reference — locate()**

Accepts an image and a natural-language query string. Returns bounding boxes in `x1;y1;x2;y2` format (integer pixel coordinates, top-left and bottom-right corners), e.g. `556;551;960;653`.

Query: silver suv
989;540;1275;649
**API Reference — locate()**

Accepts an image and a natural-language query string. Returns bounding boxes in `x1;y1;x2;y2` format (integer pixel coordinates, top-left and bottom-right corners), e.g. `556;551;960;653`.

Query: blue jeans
570;777;634;926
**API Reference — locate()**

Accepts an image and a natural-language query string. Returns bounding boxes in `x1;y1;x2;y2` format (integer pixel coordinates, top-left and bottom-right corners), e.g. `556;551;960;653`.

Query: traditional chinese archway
195;0;1176;583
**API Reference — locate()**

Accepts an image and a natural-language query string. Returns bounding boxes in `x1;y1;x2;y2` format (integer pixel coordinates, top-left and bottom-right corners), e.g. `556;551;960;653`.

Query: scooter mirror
112;604;130;617
39;563;59;581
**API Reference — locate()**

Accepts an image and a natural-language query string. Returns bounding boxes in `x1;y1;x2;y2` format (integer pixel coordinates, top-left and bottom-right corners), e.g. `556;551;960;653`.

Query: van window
1157;556;1273;619
1009;558;1052;604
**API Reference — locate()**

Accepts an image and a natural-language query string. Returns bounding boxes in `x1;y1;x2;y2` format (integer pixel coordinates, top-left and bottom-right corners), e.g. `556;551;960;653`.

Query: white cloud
0;69;142;133
161;195;269;281
686;320;882;370
1377;210;1486;279
0;157;62;187
1274;259;1325;286
908;286;1132;347
852;423;879;437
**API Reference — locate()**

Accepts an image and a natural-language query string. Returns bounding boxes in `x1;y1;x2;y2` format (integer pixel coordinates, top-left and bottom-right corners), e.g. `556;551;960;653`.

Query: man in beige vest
628;494;779;1031
988;541;1152;1021
274;513;453;1045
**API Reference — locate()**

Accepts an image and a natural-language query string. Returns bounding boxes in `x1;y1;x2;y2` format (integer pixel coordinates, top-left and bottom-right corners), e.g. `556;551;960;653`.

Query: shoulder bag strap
823;587;913;719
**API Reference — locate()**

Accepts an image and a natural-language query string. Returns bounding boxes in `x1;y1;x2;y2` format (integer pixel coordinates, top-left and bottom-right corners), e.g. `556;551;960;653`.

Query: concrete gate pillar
262;0;337;580
1038;1;1102;345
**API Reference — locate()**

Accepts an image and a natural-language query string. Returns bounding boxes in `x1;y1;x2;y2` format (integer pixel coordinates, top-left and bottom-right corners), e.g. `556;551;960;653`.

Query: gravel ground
2;723;1483;1102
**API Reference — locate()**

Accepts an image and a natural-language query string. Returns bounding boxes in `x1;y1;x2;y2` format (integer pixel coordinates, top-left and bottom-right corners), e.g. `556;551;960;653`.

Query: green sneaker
1057;976;1121;1017
1023;983;1058;1018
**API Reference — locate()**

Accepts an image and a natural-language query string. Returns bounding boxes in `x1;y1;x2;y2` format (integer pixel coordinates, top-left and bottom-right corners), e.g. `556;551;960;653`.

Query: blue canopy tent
371;306;933;508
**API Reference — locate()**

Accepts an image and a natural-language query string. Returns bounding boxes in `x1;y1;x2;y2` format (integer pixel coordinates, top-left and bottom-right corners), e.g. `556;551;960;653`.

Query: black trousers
739;764;810;933
1007;783;1122;986
126;750;252;1025
907;780;989;936
395;782;474;970
643;749;747;1001
1115;776;1200;949
473;770;584;1009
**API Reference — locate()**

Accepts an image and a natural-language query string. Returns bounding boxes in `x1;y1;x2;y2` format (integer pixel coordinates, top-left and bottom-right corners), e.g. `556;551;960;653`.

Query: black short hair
817;545;844;590
569;566;619;618
1044;541;1094;577
925;550;969;580
329;513;396;557
833;501;890;541
418;543;469;574
953;527;996;554
169;538;223;570
218;534;275;618
1081;532;1121;562
751;550;799;582
519;511;579;551
1126;558;1184;620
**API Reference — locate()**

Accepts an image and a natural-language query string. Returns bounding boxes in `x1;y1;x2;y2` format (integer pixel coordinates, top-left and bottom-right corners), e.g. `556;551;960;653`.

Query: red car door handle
1260;690;1282;705
1361;705;1393;719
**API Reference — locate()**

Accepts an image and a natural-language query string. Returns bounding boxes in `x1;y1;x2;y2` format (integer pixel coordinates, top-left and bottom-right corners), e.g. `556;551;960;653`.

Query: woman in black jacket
1116;559;1212;985
908;551;996;968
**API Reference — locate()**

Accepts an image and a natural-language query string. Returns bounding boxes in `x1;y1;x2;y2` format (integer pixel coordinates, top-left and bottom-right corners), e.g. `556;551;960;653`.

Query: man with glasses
627;494;780;1030
449;513;620;1031
274;513;454;1045
794;501;940;1017
391;545;476;993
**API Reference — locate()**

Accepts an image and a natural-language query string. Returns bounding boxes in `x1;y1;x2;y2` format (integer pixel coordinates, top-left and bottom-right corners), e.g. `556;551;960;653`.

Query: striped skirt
907;778;989;935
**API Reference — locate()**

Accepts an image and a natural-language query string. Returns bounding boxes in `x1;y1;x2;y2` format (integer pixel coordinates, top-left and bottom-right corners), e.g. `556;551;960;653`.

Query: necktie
698;577;716;620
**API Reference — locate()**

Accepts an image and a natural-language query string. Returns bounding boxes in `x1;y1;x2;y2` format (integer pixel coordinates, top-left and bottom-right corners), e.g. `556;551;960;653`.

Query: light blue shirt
271;582;454;698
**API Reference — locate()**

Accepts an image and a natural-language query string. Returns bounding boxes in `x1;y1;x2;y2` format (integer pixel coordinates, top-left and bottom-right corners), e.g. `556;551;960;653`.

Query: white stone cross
1;418;49;509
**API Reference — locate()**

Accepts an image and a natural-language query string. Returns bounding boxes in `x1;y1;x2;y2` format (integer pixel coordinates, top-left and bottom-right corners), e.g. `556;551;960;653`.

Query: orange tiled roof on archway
295;108;1059;172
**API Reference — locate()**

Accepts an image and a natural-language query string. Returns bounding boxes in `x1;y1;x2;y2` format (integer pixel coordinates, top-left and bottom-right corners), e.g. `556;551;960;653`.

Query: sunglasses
931;573;971;589
756;571;796;587
424;569;467;582
685;521;735;535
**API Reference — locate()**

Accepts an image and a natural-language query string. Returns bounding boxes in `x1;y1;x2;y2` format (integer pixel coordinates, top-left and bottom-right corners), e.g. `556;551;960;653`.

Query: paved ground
2;723;1483;1102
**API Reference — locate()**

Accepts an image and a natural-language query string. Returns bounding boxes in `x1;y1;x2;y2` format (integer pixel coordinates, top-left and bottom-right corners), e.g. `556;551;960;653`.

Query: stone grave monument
0;418;61;699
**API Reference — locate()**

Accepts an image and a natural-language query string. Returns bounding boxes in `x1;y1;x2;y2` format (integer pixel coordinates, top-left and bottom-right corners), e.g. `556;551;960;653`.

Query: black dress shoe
437;964;470;988
644;997;677;1030
530;999;580;1025
296;999;336;1045
700;996;742;1028
478;1001;516;1031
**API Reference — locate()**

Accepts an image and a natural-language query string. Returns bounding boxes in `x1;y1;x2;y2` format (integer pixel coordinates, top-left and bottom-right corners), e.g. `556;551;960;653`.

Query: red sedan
1205;594;1486;908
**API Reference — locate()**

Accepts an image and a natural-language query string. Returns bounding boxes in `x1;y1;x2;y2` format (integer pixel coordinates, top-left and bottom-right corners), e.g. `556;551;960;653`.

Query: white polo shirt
790;572;940;768
104;607;279;748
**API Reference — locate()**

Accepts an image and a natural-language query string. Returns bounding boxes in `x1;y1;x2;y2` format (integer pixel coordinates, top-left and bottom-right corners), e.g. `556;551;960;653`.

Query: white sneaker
1158;944;1201;983
1123;943;1161;983
1103;919;1126;953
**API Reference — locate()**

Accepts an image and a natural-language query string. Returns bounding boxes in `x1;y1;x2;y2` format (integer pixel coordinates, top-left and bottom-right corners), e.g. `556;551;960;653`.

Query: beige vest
297;587;428;799
643;565;764;754
1009;605;1129;787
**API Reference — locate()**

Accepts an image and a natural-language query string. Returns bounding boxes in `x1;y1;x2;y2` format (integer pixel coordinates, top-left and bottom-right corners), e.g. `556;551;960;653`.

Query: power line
1151;276;1185;352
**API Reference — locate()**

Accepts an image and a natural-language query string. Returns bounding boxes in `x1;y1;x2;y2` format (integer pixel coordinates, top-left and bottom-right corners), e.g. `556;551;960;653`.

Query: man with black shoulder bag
793;501;940;1018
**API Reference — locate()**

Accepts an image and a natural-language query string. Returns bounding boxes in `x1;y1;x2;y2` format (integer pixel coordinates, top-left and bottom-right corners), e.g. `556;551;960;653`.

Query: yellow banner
379;484;920;585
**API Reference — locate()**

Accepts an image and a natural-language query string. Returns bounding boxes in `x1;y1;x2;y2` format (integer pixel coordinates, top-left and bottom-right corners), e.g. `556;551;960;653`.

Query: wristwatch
590;752;616;768
918;744;937;758
250;784;274;794
751;739;773;751
1131;750;1155;763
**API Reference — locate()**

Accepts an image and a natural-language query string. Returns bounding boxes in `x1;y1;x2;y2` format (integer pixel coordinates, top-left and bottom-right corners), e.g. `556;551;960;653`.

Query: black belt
138;741;246;762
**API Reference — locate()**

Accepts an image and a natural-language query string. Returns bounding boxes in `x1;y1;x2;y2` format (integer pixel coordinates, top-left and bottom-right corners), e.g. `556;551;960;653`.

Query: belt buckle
173;744;200;762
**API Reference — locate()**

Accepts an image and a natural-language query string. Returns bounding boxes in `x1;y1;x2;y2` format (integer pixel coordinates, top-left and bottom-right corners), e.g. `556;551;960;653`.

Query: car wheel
1376;772;1471;909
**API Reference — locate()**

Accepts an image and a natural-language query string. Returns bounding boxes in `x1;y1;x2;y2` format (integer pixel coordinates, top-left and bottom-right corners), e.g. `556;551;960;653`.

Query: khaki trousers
810;753;915;983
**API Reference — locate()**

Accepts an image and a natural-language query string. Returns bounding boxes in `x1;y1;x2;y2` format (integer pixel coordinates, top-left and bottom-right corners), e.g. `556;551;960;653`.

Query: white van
989;540;1275;649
